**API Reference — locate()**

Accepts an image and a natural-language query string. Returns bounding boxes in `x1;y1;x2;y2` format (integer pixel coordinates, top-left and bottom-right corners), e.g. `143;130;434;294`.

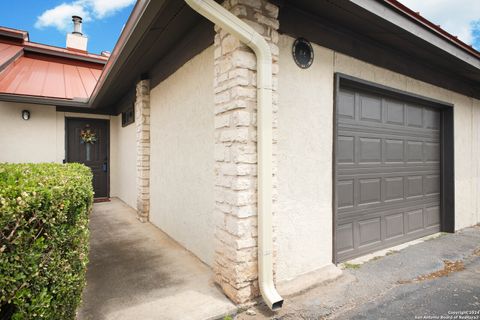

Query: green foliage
0;163;93;319
342;262;361;270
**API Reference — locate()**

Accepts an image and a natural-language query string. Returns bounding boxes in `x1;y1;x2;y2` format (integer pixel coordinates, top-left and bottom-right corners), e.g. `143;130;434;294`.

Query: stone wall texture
213;0;279;304
135;79;151;222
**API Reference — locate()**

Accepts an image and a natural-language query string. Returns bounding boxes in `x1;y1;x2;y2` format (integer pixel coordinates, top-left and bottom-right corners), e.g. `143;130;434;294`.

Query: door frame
332;73;455;263
65;117;111;198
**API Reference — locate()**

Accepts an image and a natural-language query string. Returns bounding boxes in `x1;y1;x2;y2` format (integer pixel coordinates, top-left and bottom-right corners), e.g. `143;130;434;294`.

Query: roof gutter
0;93;88;108
184;0;283;311
383;0;480;59
350;0;480;69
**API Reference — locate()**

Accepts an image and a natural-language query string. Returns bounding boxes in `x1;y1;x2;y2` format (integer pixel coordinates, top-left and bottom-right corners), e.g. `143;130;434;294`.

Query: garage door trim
332;73;455;263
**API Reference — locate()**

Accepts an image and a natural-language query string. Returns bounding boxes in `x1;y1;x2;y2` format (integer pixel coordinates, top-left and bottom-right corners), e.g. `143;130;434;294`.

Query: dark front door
66;118;109;198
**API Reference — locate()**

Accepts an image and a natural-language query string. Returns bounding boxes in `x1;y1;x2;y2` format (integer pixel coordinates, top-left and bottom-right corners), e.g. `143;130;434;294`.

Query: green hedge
0;163;93;319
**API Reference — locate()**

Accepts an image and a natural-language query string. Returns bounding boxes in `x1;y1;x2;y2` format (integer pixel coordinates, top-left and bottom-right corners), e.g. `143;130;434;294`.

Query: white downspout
184;0;283;311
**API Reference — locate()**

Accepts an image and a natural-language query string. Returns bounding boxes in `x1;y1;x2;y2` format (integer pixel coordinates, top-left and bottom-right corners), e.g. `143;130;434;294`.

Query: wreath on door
80;127;97;144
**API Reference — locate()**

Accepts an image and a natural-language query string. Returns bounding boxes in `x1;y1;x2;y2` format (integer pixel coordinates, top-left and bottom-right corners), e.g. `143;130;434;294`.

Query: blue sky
0;1;478;54
0;0;135;55
400;0;480;50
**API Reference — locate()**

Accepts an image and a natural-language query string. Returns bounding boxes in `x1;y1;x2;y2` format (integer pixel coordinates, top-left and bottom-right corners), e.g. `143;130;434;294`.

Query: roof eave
383;0;480;59
88;0;162;109
350;0;480;70
0;93;89;108
23;44;108;65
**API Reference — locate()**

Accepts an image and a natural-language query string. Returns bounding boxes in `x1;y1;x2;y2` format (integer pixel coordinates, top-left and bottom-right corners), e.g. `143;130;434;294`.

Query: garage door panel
406;209;424;233
359;137;382;163
337;180;354;209
336;87;441;262
406;175;423;198
337;136;355;163
338;123;439;140
358;178;382;205
425;206;441;227
359;93;382;122
406;105;423;127
337;197;440;222
384;176;404;201
424;175;440;195
424;109;441;129
336;223;355;254
406;141;423;162
385;100;405;125
424;142;440;162
384;139;404;162
385;213;405;240
358;218;381;247
338;90;355;119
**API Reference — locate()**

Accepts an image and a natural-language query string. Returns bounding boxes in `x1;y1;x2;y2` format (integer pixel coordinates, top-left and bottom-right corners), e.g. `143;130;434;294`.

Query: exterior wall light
22;110;30;120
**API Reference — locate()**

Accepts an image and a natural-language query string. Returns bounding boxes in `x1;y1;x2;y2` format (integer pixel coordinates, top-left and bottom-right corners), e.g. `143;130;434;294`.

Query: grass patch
342;263;361;270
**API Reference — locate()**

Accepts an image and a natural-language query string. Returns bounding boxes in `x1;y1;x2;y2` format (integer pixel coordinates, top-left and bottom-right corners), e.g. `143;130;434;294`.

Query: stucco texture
277;34;480;281
149;46;215;266
276;36;335;281
0;102;59;163
110;115;137;209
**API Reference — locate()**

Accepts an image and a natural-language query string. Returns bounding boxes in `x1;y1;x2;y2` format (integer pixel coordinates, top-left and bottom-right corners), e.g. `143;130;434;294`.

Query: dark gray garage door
335;86;441;262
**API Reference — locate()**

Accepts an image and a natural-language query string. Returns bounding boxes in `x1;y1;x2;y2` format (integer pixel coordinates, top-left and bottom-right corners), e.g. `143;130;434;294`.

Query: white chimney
66;16;88;52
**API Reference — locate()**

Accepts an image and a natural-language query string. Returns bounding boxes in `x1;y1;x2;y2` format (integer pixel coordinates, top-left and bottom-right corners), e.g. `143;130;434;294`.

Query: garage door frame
332;73;455;263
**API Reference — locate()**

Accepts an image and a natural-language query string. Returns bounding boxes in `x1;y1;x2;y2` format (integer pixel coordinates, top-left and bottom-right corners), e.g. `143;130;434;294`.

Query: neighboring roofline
0;46;23;73
0;25;108;64
383;0;480;59
0;93;88;108
0;27;29;42
23;42;108;64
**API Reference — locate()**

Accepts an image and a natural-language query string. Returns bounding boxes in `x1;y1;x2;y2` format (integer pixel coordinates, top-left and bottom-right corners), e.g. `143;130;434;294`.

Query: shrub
0;163;93;319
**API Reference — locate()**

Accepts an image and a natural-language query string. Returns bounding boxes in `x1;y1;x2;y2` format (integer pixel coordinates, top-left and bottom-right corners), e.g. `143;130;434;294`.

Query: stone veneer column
213;0;279;304
135;79;151;222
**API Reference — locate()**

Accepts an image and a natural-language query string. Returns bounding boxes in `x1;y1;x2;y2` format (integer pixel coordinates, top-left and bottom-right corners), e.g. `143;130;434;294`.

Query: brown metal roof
0;54;102;100
0;27;106;102
0;43;23;71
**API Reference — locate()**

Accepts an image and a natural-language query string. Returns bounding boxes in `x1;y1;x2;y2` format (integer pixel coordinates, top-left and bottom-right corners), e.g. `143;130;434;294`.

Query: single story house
1;0;479;309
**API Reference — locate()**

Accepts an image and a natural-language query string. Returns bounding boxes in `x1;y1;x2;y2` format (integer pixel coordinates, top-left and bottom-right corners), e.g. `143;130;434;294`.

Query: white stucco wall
277;34;480;281
110;115;137;209
149;46;215;266
0;102;59;163
0;101;136;207
276;36;335;281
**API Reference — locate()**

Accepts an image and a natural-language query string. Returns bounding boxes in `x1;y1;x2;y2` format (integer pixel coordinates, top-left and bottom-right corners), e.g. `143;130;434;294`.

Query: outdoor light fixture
22;110;30;120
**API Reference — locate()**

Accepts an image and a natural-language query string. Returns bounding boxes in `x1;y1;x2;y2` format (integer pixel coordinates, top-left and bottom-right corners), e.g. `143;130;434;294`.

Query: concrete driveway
76;198;235;320
234;226;480;320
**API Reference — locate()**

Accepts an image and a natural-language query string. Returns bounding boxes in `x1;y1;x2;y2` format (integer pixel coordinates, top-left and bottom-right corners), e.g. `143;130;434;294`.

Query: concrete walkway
235;225;480;320
77;198;235;320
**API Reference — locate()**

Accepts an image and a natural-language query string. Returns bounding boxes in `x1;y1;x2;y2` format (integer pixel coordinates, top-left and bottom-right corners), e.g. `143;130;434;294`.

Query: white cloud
399;0;480;45
86;0;136;18
35;3;90;32
35;0;135;32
